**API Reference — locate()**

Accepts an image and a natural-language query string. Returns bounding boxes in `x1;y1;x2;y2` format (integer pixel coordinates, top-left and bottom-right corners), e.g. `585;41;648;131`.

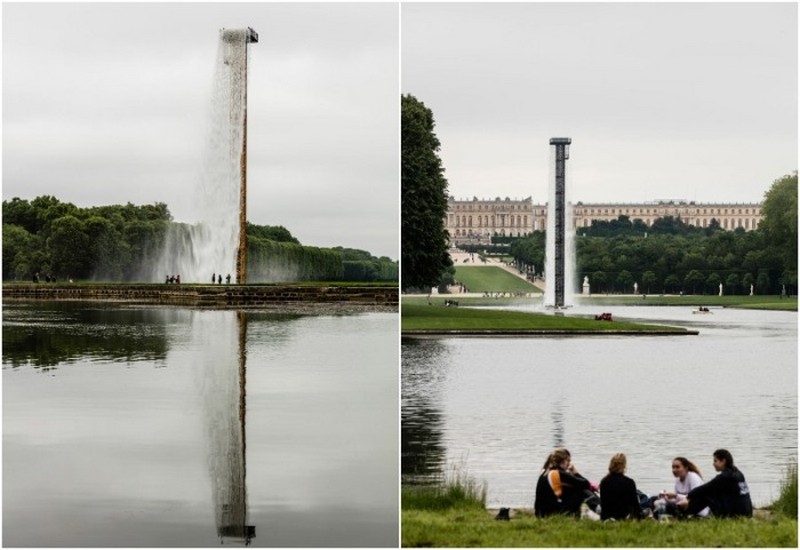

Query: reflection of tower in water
201;310;255;545
550;401;565;448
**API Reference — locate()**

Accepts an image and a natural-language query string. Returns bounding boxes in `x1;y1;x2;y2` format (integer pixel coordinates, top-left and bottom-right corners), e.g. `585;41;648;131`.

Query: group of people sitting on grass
534;448;753;521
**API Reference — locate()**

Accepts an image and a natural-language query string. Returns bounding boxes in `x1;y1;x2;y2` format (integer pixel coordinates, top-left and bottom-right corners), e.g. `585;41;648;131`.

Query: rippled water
402;305;797;509
4;302;398;547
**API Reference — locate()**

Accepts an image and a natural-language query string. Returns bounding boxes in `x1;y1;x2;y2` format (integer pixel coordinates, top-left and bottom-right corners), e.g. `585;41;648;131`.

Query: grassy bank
586;294;797;311
403;294;797;311
402;304;693;333
454;266;540;294
402;469;798;547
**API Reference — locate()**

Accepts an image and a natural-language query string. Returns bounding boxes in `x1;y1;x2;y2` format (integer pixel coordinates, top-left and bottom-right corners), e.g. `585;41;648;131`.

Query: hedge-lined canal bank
3;283;398;311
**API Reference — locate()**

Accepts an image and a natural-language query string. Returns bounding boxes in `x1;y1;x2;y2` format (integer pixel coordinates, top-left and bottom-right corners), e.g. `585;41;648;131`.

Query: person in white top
653;457;710;518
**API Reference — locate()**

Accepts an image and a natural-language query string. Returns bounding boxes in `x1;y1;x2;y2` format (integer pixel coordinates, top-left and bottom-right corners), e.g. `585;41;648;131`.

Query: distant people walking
176;274;181;284
599;453;648;520
212;273;216;284
534;448;592;518
226;273;231;284
679;449;752;518
218;274;222;284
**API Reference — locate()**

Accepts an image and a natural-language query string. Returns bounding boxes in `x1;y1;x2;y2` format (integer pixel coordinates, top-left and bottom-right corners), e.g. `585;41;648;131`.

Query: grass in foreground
402;507;797;547
401;304;689;333
404;468;487;512
768;464;798;518
402;468;798;547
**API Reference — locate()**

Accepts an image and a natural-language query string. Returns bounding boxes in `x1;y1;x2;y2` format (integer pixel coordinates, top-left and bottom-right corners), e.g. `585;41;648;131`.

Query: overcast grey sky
3;3;399;259
402;2;797;205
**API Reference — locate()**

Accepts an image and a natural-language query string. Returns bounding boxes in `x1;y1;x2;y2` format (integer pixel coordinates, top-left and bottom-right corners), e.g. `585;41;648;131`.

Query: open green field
454;266;540;294
402;507;797;547
402;304;692;334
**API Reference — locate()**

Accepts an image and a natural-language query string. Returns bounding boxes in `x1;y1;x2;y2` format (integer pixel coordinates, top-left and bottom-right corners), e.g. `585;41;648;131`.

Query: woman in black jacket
534;448;592;517
599;453;648;520
679;449;753;518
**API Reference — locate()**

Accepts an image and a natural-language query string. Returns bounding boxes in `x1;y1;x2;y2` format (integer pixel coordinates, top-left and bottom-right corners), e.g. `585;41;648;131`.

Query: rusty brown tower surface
223;27;258;285
550;137;571;309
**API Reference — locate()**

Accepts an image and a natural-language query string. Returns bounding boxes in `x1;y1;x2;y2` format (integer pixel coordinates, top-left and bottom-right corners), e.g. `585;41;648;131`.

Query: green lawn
402;470;798;547
401;304;691;333
587;294;797;311
403;294;797;312
454;266;540;293
402;508;797;547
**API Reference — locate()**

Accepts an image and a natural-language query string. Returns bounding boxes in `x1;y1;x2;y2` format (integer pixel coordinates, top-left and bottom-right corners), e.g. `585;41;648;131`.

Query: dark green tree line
3;196;397;283
508;173;797;295
3;196;172;281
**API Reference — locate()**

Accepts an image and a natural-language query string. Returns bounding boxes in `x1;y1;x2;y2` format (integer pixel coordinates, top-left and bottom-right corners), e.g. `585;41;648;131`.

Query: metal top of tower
220;27;259;43
549;137;572;145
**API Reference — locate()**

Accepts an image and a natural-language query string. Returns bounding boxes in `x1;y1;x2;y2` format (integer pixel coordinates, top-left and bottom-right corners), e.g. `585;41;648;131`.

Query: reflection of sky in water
402;307;796;508
3;304;398;547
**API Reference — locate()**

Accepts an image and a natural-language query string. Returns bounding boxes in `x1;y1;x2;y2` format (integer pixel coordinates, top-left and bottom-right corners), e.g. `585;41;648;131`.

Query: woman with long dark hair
651;456;709;518
679;449;753;518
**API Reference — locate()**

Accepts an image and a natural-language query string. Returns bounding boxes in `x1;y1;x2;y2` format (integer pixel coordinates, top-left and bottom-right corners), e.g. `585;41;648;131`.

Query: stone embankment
3;284;398;312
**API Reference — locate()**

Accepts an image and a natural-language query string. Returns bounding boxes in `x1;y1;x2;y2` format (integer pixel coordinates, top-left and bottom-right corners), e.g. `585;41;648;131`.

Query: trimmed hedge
248;236;343;282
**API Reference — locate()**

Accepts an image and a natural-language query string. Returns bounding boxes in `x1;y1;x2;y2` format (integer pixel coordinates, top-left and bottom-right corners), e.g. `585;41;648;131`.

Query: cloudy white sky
402;2;797;206
3;3;399;259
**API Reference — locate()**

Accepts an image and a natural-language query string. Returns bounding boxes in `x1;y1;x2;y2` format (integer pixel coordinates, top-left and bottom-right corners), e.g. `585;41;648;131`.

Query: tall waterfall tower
221;27;258;284
549;137;571;308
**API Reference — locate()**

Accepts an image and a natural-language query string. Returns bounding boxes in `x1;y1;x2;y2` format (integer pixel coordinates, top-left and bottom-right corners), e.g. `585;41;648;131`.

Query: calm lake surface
402;304;797;509
4;301;398;547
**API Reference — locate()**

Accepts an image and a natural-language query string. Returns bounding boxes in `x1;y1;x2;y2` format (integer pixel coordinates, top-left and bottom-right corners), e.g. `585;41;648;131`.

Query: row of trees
3;196;171;281
509;173;798;296
3;196;397;283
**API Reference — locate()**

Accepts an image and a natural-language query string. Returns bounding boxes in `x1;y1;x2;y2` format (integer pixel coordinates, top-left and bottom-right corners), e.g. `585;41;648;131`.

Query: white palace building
447;196;762;245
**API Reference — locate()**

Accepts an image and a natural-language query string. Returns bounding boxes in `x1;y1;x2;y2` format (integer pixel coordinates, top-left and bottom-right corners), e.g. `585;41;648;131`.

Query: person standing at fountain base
534;448;592;518
678;449;753;518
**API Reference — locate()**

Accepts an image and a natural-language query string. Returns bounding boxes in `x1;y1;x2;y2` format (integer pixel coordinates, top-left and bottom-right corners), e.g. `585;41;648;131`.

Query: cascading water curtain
153;30;249;283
